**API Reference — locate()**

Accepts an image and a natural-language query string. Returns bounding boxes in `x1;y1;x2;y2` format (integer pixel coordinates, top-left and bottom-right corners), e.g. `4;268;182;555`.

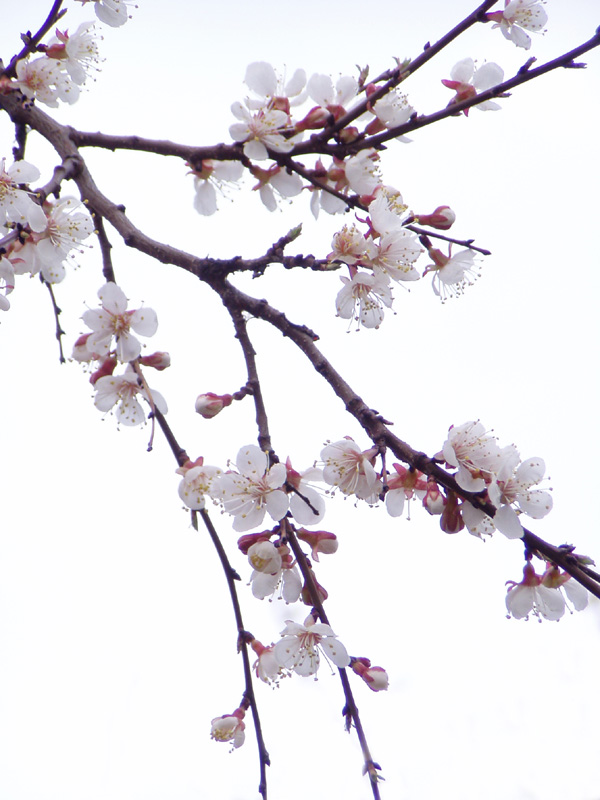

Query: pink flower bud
416;206;456;230
440;492;465;534
351;657;389;691
89;356;117;385
195;392;233;418
139;351;171;370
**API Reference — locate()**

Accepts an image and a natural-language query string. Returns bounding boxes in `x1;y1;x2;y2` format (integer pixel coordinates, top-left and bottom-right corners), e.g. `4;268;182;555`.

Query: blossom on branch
486;0;548;50
488;452;553;538
188;159;243;216
351;657;389;691
441;421;503;492
215;445;289;532
335;270;393;329
244;61;307;113
442;58;504;114
423;246;480;302
82;283;158;362
273;614;350;677
176;457;223;511
505;561;587;621
0;159;47;232
321;438;381;500
210;707;246;749
46;22;103;86
93;366;167;426
229;103;298;161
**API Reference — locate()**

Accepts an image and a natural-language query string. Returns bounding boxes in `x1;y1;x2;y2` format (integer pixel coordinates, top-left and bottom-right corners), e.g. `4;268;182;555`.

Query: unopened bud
195;392;233;418
351;657;389;691
140;351;171;370
416;206;456;230
89;356;117;385
422;479;445;515
296;529;338;561
440;492;465;534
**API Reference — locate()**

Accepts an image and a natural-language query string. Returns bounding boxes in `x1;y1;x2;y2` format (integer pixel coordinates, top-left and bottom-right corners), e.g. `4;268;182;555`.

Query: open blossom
336;270;393;329
488;452;553;538
188;159;243;216
442;58;504;114
176;457;223;510
13;57;77;107
273;614;350;677
506;562;565;620
250;639;284;684
210;708;245;749
93;367;167;426
46;22;102;85
441;421;503;492
329;224;368;266
365;229;422;284
12;196;94;283
250;164;303;212
229;103;296;161
244;62;307;112
344;150;382;197
486;0;547;50
215;445;288;532
285;459;326;525
307;73;358;114
82;283;158;362
423;247;479;302
506;562;587;621
0;159;47;232
245;539;302;603
385;464;427;518
321;438;380;500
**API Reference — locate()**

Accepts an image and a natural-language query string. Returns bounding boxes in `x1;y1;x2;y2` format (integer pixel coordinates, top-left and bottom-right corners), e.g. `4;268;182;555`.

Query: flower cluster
74;283;166;426
0;159;94;307
506;562;588;621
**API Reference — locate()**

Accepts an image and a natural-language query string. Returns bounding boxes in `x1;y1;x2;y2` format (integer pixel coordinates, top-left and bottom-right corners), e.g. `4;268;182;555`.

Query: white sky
1;2;600;799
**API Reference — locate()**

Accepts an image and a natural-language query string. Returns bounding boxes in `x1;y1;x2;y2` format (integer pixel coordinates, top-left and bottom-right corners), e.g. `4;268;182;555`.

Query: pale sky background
1;2;600;799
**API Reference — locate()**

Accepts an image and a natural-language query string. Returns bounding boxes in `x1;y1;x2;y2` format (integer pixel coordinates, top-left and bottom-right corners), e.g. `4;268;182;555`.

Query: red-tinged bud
296;529;338;562
195;392;233;418
44;42;67;60
301;571;328;606
139;351;171;370
89;356;117;385
440;492;465;533
237;531;274;555
351;658;389;691
271;95;290;115
337;126;360;143
365;117;386;136
416;206;456;230
423;479;445;515
296;105;331;131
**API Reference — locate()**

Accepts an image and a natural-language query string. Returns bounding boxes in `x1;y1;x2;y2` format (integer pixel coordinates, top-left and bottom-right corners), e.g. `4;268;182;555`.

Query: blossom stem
41;275;66;363
285;522;383;799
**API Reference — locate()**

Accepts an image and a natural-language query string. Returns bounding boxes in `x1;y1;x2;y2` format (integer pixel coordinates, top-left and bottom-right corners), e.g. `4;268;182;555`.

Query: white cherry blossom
94;368;167;426
244;62;307;110
336;270;393;329
46;22;102;85
273;615;350;677
229;103;297;161
488;453;553;538
90;0;134;27
210;710;245;748
82;283;158;362
307;73;358;111
321;438;380;499
0;159;47;232
190;160;243;216
214;445;289;532
441;421;503;492
424;247;480;302
176;458;223;510
487;1;548;50
442;58;504;113
505;563;565;621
